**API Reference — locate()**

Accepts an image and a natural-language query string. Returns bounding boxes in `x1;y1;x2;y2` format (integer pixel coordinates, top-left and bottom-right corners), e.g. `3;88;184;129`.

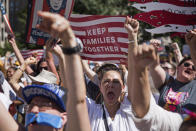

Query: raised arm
185;29;196;68
7;35;34;75
130;43;157;118
149;39;166;89
9;57;36;98
125;17;157;117
37;11;91;131
45;38;60;84
0;100;21;131
81;60;97;82
171;42;183;64
45;39;67;87
4;51;11;70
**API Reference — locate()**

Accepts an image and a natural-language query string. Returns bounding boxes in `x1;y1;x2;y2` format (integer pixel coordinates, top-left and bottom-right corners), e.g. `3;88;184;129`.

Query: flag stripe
134;10;196;27
21;49;44;60
70;17;126;27
129;0;196;7
132;2;196;15
145;24;196;34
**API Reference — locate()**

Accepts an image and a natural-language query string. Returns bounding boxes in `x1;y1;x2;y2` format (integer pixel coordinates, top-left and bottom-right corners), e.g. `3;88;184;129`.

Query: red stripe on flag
68;0;75;18
3;15;14;34
171;32;186;38
129;0;196;7
134;10;196;27
21;49;44;60
26;0;36;43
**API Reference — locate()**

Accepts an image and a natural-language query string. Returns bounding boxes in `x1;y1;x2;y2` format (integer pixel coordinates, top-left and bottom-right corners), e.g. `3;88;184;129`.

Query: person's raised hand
45;38;55;52
150;39;161;53
24;57;37;66
36;11;75;47
131;44;157;70
171;42;179;50
124;16;139;41
7;34;16;45
185;29;196;48
45;38;63;57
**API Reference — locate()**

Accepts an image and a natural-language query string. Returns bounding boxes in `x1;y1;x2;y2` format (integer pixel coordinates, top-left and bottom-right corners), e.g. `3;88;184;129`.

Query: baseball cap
22;84;67;111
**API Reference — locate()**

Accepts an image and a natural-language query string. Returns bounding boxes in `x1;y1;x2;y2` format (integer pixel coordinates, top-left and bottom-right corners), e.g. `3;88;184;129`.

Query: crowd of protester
0;11;195;131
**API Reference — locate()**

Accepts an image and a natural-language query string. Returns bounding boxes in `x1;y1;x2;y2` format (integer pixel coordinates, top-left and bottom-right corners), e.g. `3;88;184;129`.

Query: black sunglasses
184;62;195;71
39;67;48;71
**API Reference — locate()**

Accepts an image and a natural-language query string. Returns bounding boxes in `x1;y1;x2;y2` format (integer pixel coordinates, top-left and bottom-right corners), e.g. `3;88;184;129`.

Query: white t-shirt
0;93;12;110
86;94;139;131
131;94;183;131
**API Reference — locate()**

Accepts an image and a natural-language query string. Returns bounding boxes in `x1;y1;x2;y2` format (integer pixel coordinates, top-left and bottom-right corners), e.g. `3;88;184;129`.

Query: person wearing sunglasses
149;31;196;114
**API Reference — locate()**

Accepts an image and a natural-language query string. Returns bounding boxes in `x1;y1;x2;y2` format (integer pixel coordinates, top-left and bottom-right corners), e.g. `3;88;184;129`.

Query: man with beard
149;30;196;113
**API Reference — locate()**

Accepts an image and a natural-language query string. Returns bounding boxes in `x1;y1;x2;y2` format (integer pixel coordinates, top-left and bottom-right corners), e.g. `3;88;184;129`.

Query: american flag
21;49;44;61
129;0;196;37
69;14;128;64
26;0;75;45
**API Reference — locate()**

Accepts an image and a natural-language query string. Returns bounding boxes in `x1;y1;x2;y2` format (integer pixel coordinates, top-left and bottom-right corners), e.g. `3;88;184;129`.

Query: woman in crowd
37;11;139;130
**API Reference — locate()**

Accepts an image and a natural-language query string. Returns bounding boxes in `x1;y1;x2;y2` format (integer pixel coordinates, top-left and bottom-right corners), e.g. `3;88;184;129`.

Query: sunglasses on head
183;62;195;71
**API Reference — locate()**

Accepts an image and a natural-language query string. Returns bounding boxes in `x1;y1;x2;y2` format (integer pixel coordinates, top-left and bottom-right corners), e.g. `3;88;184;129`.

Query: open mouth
107;91;115;100
185;70;191;75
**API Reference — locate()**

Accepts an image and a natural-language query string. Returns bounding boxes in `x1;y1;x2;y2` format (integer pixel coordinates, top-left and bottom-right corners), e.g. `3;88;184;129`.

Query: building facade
0;0;27;48
0;0;9;48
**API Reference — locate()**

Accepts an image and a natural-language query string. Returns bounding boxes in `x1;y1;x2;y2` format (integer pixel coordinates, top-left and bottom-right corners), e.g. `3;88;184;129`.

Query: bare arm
149;39;166;89
125;17;155;117
9;57;36;98
119;64;127;74
81;60;97;82
8;35;34;75
37;11;91;131
130;44;157;118
45;40;67;88
124;16;139;102
45;39;60;84
4;52;11;70
185;29;196;68
171;42;183;64
0;100;21;131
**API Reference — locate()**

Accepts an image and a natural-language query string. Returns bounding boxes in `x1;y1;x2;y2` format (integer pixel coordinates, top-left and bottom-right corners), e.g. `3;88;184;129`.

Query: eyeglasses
39;67;48;71
184;62;195;71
